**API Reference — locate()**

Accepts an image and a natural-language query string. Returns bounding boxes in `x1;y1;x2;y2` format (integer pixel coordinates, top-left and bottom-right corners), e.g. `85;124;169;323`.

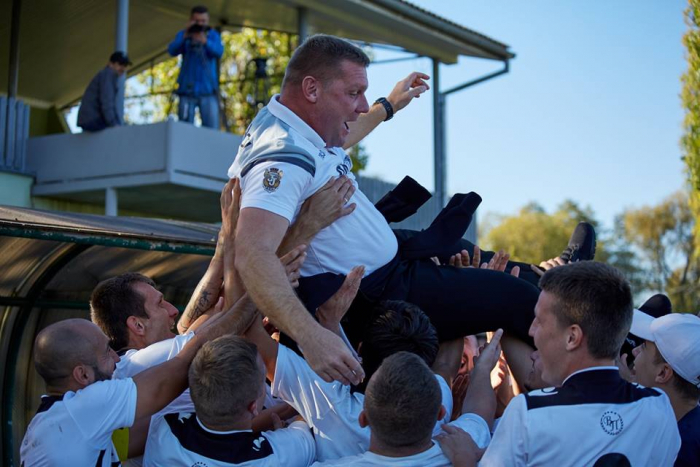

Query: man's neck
124;335;148;352
663;386;699;422
560;357;616;385
277;92;323;144
198;414;251;433
368;436;433;458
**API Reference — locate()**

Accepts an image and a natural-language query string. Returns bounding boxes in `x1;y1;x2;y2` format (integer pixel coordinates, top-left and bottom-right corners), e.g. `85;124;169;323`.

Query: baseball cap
109;51;132;66
621;294;672;359
630;310;700;388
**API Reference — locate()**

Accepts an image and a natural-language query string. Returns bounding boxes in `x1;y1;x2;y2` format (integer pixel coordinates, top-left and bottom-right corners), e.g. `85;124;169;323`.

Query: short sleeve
271;345;353;422
65;378;138;448
114;332;195;379
239;161;312;222
444;412;491;449
263;420;316;467
479;394;528;466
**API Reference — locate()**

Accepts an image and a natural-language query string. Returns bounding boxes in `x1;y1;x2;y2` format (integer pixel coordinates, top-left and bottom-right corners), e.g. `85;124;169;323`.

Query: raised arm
461;329;503;429
235;207;364;385
342;72;429;149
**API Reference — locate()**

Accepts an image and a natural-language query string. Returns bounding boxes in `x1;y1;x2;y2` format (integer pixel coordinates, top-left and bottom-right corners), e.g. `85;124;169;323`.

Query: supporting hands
387;72;430;113
302;327;365;385
300;176;356;231
316;265;365;335
221;178;241;240
435;425;484;467
472;329;504;380
531;256;567;277
280;245;307;288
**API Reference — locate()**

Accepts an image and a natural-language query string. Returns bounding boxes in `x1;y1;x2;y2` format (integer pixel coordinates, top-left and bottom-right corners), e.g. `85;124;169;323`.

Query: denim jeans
178;94;219;129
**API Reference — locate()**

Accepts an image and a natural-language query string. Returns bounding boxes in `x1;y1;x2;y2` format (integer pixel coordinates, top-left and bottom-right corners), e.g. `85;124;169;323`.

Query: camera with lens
187;24;211;34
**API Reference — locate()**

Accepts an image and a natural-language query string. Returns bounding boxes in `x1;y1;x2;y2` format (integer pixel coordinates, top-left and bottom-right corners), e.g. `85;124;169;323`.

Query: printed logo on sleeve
263;168;283;193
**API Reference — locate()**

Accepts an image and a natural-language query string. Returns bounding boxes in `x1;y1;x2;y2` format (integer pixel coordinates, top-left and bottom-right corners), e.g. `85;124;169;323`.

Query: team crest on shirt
263;168;283;193
600;411;624;435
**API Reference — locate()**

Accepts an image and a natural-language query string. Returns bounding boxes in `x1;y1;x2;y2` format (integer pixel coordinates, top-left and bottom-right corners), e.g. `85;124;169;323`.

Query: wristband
374;97;394;121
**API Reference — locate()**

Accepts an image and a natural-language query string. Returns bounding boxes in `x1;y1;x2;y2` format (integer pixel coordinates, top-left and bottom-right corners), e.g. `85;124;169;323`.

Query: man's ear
247;399;259;417
565;324;584;351
126;315;146;336
359;410;369;428
437;405;447;421
301;76;320;103
656;363;674;385
72;364;92;388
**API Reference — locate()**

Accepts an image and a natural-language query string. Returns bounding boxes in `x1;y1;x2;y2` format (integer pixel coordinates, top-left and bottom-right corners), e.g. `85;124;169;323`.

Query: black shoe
560;222;596;262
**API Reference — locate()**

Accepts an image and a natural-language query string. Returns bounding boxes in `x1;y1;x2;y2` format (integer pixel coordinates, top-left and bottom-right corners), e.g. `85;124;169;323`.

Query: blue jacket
168;29;223;97
77;66;122;131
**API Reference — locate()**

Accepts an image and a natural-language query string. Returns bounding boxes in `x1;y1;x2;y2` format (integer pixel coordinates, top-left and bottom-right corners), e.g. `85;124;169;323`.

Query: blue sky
361;0;688;232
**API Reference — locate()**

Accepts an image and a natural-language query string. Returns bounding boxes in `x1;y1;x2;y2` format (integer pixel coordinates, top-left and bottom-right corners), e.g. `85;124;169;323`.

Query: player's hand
471;329;503;380
532;256;567;276
301;327;364;385
387;72;430;113
435;425;484;467
317;265;364;334
480;250;510;272
450;372;470;421
299;176;356;232
220;178;241;240
280;245;307;288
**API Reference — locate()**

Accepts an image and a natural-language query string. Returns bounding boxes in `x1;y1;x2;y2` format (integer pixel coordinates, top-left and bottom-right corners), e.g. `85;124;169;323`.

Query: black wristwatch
374;97;394;121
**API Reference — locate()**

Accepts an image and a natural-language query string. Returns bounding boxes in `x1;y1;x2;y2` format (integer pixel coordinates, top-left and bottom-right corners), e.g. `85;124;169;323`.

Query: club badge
263;168;283;193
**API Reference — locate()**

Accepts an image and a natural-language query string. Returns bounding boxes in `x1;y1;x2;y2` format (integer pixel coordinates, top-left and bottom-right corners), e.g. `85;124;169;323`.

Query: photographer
167;5;223;129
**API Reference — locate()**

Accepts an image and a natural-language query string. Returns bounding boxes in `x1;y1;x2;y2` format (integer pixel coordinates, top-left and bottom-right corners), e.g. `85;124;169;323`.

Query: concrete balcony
25;121;239;221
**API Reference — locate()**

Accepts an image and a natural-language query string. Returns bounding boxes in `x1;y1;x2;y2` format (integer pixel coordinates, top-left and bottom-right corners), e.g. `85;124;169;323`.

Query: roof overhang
0;0;513;108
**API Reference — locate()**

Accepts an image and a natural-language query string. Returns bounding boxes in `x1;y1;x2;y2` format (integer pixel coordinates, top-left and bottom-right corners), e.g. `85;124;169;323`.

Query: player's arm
277;176;356;257
342;72;429;149
236;207;364;385
462;329;503;430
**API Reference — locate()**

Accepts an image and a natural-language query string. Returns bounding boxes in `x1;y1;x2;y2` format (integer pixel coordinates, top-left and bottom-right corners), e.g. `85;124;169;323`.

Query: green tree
681;0;700;249
125;27;369;173
621;191;699;311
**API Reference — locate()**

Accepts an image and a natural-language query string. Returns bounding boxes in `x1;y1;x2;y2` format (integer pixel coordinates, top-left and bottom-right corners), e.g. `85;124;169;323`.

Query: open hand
435;424;484;467
301;327;365;386
387;72;430;113
317;265;365;334
300;176;356;232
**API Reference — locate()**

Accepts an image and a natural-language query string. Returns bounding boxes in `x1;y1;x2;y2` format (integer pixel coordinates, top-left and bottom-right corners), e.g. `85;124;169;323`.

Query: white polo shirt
480;367;681;466
227;95;398;277
20;378;137;466
271;344;490;462
114;332;197;415
143;412;315;467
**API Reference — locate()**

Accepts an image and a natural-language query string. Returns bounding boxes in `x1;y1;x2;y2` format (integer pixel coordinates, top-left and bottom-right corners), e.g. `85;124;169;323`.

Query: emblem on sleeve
263;168;283;193
600;411;624;435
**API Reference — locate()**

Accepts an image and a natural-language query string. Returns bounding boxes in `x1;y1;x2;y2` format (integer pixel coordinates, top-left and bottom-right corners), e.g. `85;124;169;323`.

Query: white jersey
20;378;137;466
480;367;681;466
114;332;197;415
227;95;398;277
271;345;490;462
312;443;453;466
143;412;315;467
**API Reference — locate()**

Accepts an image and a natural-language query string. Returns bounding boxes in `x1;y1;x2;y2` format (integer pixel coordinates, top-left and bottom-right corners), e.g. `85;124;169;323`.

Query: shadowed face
529;291;569;386
133;282;178;346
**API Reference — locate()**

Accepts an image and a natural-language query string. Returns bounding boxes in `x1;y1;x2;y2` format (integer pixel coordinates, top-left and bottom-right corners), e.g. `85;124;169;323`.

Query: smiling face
529;291;569;386
315;60;370;148
133;281;178;346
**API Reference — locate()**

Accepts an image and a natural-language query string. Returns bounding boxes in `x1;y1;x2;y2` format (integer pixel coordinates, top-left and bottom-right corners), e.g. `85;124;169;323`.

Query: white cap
630;310;700;388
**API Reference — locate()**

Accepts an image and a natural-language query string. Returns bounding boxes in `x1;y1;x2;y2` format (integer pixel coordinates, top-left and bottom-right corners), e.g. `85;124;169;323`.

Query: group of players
20;34;700;466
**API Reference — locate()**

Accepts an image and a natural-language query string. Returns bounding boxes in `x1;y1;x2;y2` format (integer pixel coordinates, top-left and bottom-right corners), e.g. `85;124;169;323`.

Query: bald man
20;292;255;466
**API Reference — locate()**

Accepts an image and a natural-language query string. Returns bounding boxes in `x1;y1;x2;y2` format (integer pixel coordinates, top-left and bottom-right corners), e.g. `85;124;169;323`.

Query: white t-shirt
143;412;315;466
312;443;453;466
20;378;137;466
228;95;398;277
114;333;197;415
480;367;681;466
271;344;490;462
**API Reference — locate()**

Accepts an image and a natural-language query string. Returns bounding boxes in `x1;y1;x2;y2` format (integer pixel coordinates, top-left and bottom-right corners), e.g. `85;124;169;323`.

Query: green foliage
681;0;700;250
621;191;699;311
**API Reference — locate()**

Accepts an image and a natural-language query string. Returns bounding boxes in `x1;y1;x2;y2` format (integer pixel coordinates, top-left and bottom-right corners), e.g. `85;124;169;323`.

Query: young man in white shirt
246;299;498;462
313;351;484;466
144;334;315;466
480;261;681;466
20;291;254;467
629;310;700;466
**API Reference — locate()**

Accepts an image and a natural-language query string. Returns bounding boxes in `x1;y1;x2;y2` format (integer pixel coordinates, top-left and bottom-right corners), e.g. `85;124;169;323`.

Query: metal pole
105;187;118;216
7;0;21;98
115;0;129;124
297;7;308;45
432;58;445;207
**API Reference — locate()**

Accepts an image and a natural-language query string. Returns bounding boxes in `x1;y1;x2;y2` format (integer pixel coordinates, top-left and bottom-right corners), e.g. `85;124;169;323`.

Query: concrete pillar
115;0;129;123
105;187;118;216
